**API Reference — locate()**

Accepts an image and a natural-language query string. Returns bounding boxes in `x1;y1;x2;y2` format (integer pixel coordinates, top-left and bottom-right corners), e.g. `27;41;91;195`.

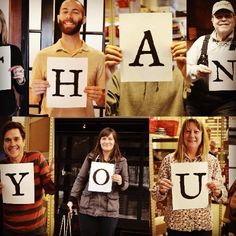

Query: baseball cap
212;1;235;15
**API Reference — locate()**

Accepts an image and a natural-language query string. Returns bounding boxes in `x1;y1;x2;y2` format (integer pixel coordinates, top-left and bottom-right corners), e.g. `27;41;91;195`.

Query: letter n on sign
209;51;236;91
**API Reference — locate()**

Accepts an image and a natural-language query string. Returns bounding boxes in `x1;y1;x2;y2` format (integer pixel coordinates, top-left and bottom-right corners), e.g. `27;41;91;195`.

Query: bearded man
30;0;105;117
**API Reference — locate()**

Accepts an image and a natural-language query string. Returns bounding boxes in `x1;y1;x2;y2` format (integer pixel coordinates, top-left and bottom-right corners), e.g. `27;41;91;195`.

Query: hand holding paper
207;181;222;198
159;178;173;194
47;162;55;183
31;80;50;96
84;85;105;106
112;174;122;185
10;65;25;84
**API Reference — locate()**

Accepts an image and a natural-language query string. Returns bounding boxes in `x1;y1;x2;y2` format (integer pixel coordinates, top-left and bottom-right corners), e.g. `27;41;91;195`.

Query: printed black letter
129;30;164;67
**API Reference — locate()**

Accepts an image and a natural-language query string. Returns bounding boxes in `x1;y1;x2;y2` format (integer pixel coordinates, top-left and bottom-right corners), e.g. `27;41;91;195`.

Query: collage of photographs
0;0;236;236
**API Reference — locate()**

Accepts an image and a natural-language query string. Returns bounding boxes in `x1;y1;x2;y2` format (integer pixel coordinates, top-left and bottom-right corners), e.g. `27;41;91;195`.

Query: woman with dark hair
0;9;27;116
67;127;129;236
152;118;227;236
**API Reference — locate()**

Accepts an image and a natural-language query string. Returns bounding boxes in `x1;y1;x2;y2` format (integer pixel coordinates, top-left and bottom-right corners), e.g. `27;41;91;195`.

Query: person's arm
39;153;55;195
171;41;187;78
10;45;27;94
187;36;212;81
30;52;49;104
105;72;121;116
68;155;92;204
207;157;228;203
151;154;172;202
112;157;129;191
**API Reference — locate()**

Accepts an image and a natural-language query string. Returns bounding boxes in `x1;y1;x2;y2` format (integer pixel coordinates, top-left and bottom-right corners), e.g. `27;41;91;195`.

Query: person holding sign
67;127;129;236
152;118;227;236
0;121;55;236
105;41;188;116
0;9;27;116
186;0;236;115
31;0;105;117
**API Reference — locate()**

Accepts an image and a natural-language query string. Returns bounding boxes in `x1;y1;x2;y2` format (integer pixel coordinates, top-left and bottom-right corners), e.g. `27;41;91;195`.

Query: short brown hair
1;121;26;142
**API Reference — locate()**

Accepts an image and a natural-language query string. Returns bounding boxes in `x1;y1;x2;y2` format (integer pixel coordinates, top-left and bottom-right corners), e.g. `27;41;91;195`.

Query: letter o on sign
93;168;110;185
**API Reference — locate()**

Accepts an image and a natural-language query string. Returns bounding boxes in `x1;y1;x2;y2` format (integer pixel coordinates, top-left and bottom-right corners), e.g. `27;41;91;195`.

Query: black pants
167;229;212;236
79;213;118;236
2;226;47;236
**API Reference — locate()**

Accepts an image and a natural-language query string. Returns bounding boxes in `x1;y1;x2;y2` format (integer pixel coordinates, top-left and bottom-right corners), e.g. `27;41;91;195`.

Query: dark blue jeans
79;213;118;236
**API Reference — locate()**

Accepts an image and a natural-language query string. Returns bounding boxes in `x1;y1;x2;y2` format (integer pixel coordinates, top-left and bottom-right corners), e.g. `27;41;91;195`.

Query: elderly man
186;0;236;115
31;0;105;117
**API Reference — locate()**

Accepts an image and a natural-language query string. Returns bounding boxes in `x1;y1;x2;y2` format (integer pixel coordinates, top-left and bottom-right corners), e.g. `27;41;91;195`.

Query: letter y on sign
0;163;35;204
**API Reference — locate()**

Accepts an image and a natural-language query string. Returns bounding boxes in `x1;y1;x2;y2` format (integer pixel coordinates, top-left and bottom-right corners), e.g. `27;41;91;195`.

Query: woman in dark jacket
67;127;129;236
0;9;27;116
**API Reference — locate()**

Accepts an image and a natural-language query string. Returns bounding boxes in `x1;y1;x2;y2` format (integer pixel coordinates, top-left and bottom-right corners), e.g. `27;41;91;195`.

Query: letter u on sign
171;162;209;210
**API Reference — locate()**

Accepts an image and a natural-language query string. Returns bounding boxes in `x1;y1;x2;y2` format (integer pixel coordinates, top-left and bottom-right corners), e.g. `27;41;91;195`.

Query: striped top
0;152;55;233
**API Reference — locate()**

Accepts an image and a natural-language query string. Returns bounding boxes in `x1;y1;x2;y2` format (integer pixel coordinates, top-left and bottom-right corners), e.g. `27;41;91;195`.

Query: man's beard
58;19;83;35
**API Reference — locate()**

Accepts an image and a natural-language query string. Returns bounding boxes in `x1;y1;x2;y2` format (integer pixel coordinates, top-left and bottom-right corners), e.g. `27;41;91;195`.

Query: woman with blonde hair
0;9;27;115
152;118;227;236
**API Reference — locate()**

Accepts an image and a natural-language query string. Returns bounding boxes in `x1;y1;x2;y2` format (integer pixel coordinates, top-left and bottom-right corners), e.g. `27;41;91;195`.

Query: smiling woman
67;127;129;236
0;9;27;116
152;118;228;236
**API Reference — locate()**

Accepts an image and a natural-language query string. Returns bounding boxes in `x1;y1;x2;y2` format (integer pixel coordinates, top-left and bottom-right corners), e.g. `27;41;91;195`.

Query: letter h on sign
52;69;83;97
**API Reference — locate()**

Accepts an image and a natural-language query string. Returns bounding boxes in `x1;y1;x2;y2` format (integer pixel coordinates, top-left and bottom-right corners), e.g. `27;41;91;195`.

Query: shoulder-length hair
0;9;8;45
91;127;122;162
174;118;209;162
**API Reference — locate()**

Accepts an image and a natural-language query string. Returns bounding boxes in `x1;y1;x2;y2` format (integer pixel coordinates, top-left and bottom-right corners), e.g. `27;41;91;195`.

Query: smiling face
212;10;235;38
183;122;202;153
3;128;25;163
57;0;85;35
100;133;115;154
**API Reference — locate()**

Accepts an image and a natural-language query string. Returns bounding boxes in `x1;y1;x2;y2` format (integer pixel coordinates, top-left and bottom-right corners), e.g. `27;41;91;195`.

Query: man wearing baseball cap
186;0;236;116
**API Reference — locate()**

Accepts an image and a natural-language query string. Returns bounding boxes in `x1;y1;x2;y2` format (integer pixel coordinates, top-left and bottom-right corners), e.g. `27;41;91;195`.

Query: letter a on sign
88;162;115;192
171;162;208;210
119;13;172;82
0;163;35;204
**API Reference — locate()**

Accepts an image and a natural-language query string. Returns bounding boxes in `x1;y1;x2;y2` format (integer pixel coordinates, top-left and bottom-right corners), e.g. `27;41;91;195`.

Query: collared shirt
31;39;105;117
187;30;235;82
153;152;227;232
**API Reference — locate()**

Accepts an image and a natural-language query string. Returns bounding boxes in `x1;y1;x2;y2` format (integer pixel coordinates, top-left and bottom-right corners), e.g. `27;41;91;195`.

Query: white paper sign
120;13;172;82
0;163;35;204
88;162;115;193
0;46;11;90
46;57;87;108
209;51;236;91
171;162;208;210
